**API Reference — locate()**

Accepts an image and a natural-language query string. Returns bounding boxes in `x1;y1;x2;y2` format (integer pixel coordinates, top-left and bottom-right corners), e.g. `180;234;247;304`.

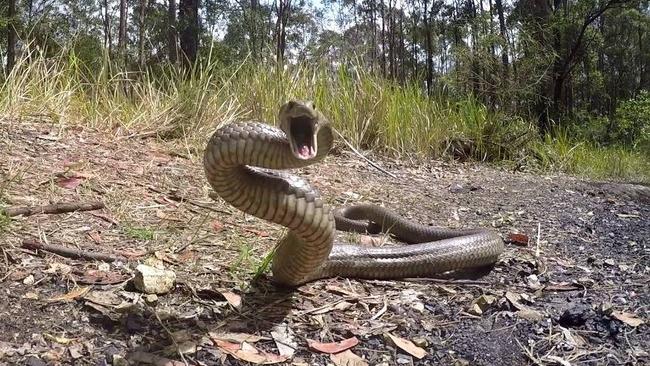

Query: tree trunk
118;0;128;65
179;0;199;68
6;0;17;73
423;0;433;94
380;0;387;77
275;0;291;64
494;0;508;74
138;0;146;68
412;9;418;79
168;0;178;64
249;0;260;60
103;0;112;57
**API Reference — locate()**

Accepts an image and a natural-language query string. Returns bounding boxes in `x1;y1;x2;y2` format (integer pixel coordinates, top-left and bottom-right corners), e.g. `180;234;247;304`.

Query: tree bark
138;0;147;68
6;0;17;72
168;0;178;64
494;0;509;74
118;0;127;64
103;0;112;56
179;0;200;68
275;0;292;64
380;0;387;77
423;0;433;94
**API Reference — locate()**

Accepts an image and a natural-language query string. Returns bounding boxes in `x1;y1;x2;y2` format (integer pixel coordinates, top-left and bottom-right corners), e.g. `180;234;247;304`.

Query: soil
1;118;648;366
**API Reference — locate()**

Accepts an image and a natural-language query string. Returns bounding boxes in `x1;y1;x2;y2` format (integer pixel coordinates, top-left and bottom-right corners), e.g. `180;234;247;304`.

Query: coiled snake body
203;100;504;286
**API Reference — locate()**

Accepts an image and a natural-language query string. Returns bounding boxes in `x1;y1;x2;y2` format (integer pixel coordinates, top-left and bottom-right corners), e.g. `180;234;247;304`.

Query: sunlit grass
0;46;647;183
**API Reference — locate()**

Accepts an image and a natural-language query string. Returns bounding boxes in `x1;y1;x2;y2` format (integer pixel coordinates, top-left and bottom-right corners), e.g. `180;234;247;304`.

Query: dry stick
332;128;397;178
145;185;231;216
3;201;105;217
22;239;125;263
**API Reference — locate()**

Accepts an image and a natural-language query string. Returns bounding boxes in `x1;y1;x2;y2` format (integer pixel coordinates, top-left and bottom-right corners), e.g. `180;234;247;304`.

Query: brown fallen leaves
308;337;359;354
385;333;427;359
211;336;287;364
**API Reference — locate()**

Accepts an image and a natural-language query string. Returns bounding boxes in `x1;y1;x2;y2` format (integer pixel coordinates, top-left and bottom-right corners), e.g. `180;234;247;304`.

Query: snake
203;100;504;286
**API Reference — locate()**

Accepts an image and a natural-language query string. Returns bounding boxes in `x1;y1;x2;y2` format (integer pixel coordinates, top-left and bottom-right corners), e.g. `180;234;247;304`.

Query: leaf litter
0;119;648;365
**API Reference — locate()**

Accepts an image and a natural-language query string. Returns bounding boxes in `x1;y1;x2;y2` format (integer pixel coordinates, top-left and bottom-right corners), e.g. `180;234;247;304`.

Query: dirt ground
1;117;648;366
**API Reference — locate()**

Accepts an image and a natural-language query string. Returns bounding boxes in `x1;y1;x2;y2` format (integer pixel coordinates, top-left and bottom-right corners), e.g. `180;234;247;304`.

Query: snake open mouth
289;116;317;159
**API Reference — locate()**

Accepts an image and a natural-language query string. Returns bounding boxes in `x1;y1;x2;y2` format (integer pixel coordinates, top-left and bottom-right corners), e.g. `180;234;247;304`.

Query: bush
614;90;650;153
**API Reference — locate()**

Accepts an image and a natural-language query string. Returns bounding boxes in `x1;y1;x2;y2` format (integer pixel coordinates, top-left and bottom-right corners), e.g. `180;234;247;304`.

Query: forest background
0;0;648;182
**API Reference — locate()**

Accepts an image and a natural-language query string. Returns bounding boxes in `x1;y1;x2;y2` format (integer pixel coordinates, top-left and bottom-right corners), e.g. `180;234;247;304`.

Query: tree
6;0;17;72
118;0;127;64
179;0;200;67
275;0;292;64
168;0;178;64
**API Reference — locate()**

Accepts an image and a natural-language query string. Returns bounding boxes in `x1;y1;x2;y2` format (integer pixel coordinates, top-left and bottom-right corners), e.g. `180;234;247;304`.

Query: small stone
145;294;159;304
526;274;541;289
112;354;129;366
517;308;544;321
133;264;176;294
449;183;469;194
23;275;35;285
604;258;616;266
467;303;483;316
412;337;428;348
474;294;497;311
396;354;412;364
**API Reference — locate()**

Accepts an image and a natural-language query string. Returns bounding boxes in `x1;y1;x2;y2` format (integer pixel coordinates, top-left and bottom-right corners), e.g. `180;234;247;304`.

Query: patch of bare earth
1;118;648;366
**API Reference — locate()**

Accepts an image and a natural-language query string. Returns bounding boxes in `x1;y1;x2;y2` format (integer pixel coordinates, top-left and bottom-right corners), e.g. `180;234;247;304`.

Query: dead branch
332;128;398;178
146;185;232;215
21;239;125;263
2;201;105;217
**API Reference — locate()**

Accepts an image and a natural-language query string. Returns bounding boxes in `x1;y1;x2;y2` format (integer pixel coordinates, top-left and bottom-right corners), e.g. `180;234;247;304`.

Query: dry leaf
270;325;297;357
385;333;426;359
212;220;225;232
330;350;369;366
505;291;525;311
43;333;75;345
47;286;90;302
56;176;84;189
243;227;269;237
213;339;287;364
308;337;359;354
358;235;385;246
611;311;645;327
87;231;102;243
506;233;529;246
221;290;242;309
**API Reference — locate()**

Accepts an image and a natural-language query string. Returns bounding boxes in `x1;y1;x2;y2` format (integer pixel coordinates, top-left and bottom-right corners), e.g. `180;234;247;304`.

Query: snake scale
203;100;504;286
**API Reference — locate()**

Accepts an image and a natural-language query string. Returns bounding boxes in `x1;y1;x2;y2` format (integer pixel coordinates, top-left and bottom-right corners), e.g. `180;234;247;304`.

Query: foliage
0;0;647;182
613;90;650;152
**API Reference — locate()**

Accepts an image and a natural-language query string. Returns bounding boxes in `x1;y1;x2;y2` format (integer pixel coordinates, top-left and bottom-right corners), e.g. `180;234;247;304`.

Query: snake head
279;100;328;160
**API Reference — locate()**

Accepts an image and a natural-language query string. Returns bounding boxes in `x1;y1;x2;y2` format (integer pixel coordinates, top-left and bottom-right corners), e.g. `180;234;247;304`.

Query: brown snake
203;100;504;286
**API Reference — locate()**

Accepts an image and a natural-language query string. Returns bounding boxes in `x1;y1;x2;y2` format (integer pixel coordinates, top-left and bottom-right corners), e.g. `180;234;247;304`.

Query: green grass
122;226;156;241
0;45;647;183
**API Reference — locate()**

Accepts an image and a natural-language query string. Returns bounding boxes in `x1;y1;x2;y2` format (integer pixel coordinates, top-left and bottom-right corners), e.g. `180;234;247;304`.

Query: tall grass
0;47;647;183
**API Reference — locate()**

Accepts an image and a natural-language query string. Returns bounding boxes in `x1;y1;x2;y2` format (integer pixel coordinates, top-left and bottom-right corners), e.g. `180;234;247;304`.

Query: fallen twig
332;128;397;178
2;201;105;217
146;185;232;215
21;239;125;263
